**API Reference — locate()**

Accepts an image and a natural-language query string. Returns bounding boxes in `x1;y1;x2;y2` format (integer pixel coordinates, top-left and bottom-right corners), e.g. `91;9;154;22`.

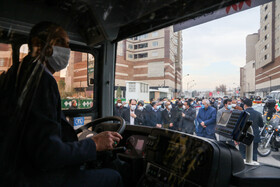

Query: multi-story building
255;1;280;97
240;33;258;97
115;26;183;99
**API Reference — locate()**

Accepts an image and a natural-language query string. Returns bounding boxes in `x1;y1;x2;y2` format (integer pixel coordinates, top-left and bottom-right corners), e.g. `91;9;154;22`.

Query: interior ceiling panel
0;0;246;45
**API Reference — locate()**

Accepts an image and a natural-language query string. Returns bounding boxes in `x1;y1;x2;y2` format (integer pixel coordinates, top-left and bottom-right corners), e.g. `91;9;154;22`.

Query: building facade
240;33;258;97
115;26;183;99
255;1;280;97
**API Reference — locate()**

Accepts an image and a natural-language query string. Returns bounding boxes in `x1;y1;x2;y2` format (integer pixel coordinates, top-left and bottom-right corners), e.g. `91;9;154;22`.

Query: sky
182;6;260;91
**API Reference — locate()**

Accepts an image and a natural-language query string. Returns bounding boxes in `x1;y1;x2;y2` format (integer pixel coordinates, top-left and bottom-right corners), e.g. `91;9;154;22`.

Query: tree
116;86;122;98
216;84;227;94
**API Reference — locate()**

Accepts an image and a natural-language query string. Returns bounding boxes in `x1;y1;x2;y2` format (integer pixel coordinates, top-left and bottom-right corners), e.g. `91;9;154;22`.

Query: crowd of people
114;96;264;161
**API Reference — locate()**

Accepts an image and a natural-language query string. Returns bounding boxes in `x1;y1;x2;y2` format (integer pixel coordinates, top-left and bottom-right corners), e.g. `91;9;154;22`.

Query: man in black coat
0;22;122;186
239;98;264;161
114;98;125;117
146;101;163;127
179;101;196;134
121;99;144;125
162;101;179;129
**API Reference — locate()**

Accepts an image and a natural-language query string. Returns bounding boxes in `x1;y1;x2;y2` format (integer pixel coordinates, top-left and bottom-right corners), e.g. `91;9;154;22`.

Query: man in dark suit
146;101;162;127
162;101;179;129
239;98;264;161
0;22;122;186
114;98;124;117
121;99;144;125
180;101;196;134
196;99;217;139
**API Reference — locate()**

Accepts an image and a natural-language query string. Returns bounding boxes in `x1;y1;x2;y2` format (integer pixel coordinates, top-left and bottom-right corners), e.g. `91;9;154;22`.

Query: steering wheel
75;116;126;141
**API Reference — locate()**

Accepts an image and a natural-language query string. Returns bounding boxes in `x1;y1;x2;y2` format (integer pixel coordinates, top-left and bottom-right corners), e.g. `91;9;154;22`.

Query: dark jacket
114;105;124;117
245;107;264;143
162;108;179;128
180;107;196;133
0;56;96;185
121;107;144;125
196;106;217;135
146;108;162;127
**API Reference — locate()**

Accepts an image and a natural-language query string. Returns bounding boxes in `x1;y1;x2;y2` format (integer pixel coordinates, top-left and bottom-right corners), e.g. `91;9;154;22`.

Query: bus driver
0;22;122;186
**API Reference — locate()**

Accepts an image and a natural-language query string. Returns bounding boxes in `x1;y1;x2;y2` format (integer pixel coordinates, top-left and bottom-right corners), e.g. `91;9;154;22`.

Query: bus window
59;51;94;110
19;44;95;110
0;43;13;75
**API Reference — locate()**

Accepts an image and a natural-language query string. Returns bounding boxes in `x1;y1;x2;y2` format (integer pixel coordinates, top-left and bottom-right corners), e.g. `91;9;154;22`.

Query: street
258;151;280;167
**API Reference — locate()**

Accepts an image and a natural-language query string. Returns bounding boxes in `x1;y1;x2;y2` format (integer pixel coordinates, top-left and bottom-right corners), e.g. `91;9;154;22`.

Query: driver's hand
91;131;123;151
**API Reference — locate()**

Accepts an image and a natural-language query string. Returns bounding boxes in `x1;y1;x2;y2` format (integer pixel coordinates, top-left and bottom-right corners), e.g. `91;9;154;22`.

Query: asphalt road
258;150;280;167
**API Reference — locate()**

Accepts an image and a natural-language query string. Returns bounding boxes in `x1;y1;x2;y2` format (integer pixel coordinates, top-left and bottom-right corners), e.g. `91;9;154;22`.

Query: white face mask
232;104;236;108
47;46;70;72
138;106;143;111
168;105;172;109
117;103;122;107
130;105;136;111
183;105;186;109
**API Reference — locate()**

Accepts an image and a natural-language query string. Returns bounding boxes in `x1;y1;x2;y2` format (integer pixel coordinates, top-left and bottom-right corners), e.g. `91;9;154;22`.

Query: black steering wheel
75;116;126;140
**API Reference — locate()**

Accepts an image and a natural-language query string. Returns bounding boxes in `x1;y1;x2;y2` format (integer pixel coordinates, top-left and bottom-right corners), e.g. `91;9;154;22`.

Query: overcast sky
182;6;260;91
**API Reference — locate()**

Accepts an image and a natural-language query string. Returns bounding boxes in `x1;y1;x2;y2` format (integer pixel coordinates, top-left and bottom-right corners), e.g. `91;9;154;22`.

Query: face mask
117;103;122;107
157;105;161;110
167;105;172;109
201;104;205;109
130;105;136;111
227;105;232;110
232;104;236;108
138;106;143;111
182;105;186;109
47;46;71;72
124;104;129;108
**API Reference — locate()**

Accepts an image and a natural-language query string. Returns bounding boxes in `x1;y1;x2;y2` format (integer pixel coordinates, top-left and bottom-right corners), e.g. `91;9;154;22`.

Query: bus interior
1;0;280;186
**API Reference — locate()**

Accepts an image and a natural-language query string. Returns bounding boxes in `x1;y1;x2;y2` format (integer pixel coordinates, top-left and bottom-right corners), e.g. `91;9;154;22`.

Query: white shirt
130;110;135;125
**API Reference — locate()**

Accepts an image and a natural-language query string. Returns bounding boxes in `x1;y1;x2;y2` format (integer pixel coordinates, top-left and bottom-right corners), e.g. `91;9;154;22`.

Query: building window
152;32;158;37
0;59;4;66
265;14;268;21
138;34;148;40
265;25;267;30
138;53;148;58
134;53;148;59
152;51;158;57
128;54;133;58
152;41;158;47
265;45;267;50
265;5;268;11
134;43;148;49
252;63;255;68
264;54;267;60
128;82;136;92
265;35;268;40
128;44;133;49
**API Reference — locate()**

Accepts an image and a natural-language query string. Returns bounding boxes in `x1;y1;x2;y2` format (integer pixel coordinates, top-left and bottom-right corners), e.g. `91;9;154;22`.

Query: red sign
209;92;213;97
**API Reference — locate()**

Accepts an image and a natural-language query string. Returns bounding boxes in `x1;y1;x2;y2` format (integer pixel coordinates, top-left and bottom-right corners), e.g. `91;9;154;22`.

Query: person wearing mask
136;100;145;126
196;99;217;139
210;98;215;107
232;99;243;111
214;97;223;111
114;98;124;117
216;99;233;142
162;101;178;129
121;99;143;125
180;101;196;134
238;99;264;161
0;22;122;186
146;101;162;127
